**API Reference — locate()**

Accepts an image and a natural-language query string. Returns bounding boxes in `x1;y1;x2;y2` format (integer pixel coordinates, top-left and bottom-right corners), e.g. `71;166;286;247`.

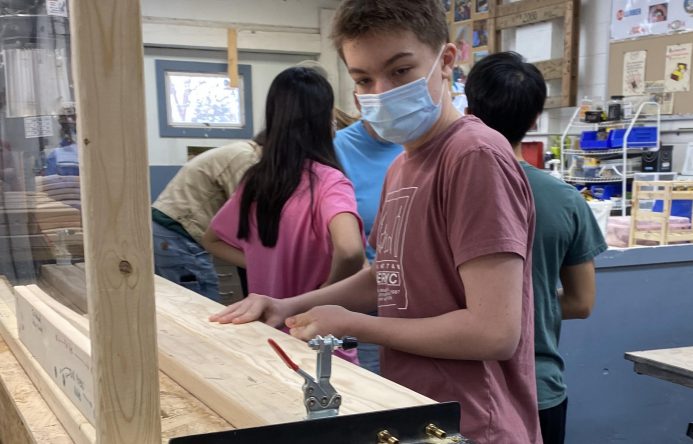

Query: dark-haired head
465;52;546;147
238;67;341;247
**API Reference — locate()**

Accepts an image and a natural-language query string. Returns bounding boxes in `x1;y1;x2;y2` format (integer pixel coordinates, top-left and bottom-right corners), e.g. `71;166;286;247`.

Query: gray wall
563;245;693;443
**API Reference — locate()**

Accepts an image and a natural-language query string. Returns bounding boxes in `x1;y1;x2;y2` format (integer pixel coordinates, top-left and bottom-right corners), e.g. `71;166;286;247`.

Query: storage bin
608;126;658;148
579;130;610;150
606;214;691;247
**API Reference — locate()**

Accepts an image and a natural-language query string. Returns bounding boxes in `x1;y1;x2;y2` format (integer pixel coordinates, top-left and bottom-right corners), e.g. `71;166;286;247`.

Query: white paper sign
664;43;692;92
611;0;693;41
46;0;68;17
623;50;647;95
24;116;53;139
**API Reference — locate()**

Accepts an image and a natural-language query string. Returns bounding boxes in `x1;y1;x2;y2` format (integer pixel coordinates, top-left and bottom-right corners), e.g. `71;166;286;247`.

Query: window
155;60;253;138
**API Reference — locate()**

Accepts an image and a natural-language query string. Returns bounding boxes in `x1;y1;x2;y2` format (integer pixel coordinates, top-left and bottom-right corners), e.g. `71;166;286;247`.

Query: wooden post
68;0;161;442
227;28;239;88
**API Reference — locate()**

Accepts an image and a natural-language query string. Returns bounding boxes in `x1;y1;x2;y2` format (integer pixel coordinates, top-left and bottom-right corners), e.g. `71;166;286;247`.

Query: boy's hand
285;305;352;340
209;293;290;328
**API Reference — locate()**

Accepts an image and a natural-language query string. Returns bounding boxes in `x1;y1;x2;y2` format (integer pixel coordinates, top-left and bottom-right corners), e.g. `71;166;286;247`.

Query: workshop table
625;346;693;440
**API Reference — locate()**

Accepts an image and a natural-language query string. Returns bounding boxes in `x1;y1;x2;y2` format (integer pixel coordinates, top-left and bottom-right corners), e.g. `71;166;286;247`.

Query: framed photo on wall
155;60;253;139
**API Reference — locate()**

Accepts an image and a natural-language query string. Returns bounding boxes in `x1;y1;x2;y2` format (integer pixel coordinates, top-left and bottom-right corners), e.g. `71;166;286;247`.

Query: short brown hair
331;0;448;57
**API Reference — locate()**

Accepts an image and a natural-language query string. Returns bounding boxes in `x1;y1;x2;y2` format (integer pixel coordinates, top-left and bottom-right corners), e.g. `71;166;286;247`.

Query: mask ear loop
426;45;448;105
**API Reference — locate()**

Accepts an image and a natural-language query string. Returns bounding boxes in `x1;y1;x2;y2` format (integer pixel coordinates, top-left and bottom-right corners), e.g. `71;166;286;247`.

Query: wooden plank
23;285;89;337
44;267;433;428
227;28;239;88
0;282;96;444
495;3;565;30
69;0;161;440
561;0;579;108
39;265;88;314
14;286;95;424
535;59;563;81
496;0;566;17
153;276;434;422
1;280;231;444
0;337;74;444
545;96;567;109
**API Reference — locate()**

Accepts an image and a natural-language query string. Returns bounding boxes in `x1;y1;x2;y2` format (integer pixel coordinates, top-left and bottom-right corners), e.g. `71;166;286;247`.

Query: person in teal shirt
465;52;607;444
334;117;403;374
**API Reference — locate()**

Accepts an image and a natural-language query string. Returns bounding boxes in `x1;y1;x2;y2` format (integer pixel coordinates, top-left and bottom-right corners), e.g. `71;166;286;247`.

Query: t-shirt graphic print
374;187;417;310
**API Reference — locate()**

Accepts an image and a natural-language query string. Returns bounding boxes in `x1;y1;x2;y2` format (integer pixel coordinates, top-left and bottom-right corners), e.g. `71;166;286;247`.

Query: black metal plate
170;402;465;443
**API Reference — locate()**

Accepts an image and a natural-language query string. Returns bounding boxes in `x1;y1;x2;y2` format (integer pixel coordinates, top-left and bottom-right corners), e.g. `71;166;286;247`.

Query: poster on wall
46;0;68;17
623;50;647;95
664;42;692;91
454;0;472;22
645;80;675;113
611;0;693;41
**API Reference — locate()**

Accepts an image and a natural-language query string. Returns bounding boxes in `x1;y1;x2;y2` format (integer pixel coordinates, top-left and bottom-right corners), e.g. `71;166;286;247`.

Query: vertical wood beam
562;0;579;108
68;0;161;442
227;28;239;88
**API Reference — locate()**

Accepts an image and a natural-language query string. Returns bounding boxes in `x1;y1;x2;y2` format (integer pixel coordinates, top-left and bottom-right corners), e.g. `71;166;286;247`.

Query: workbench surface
624;346;693;389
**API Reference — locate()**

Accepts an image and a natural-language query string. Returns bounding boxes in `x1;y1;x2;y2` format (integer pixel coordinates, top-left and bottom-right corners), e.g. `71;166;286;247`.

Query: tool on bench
169;334;472;443
269;334;357;419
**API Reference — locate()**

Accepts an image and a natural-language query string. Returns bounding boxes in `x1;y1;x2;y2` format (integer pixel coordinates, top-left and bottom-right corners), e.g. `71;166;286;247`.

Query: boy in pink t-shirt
210;2;541;442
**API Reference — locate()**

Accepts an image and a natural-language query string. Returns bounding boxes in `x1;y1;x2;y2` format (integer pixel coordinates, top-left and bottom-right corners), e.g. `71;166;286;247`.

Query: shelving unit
560;101;661;215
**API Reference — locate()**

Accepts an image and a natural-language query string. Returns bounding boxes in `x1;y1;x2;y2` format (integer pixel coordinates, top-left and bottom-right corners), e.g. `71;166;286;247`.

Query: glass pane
0;9;83;287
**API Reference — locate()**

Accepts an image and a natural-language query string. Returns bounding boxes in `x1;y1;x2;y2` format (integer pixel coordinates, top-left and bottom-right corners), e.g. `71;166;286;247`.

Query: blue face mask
356;46;446;145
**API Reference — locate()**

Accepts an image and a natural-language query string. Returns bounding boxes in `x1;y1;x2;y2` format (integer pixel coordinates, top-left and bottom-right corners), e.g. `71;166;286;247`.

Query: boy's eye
393;67;412;76
354;77;371;87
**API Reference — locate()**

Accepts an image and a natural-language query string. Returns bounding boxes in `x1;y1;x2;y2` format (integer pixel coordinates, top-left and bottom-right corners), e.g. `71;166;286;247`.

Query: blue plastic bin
608;126;658;148
580;131;610;150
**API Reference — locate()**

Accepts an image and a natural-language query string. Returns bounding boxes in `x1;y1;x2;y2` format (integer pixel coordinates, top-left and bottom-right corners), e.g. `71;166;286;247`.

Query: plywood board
0;338;74;444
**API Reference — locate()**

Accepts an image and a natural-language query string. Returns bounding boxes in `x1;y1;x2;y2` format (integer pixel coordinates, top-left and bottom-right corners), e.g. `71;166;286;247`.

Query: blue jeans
152;221;220;302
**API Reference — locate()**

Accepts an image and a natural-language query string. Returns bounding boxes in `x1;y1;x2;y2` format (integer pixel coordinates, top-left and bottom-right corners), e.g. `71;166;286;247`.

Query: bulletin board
608;32;693;115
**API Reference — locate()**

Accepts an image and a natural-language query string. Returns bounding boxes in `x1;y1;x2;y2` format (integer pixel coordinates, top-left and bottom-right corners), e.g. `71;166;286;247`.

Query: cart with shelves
560;102;661;215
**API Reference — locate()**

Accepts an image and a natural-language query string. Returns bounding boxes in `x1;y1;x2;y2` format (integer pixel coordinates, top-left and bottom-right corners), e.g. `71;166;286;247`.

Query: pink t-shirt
210;162;363;363
370;117;541;443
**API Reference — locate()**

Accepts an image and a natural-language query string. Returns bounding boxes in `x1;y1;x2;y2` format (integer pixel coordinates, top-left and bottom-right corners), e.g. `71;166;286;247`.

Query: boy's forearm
349;309;519;361
288;266;378;315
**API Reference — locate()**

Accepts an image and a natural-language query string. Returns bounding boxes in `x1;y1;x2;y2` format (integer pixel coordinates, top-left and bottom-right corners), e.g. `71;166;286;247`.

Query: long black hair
237;66;342;247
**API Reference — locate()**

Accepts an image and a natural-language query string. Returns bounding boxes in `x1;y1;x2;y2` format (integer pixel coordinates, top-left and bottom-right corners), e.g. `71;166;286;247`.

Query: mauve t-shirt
369;116;541;443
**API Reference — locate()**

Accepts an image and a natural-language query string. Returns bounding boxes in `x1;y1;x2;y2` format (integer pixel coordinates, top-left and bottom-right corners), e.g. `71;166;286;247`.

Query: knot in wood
119;260;133;274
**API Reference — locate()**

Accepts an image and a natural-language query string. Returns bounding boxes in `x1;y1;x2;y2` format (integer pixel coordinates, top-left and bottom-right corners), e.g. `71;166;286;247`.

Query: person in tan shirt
152;139;260;301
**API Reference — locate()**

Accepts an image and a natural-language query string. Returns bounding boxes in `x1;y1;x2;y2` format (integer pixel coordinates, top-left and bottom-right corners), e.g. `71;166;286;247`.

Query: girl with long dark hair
202;67;365;361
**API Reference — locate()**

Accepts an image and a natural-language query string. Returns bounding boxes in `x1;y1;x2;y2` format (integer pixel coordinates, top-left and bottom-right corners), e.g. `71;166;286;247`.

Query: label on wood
15;287;94;424
495;3;565;30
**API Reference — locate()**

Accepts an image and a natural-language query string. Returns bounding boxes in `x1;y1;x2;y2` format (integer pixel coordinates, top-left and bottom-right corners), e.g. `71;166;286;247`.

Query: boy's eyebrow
347;52;416;75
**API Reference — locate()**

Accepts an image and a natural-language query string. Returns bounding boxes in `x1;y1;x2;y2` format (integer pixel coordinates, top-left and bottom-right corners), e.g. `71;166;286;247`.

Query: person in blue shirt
333;112;403;374
465;51;607;444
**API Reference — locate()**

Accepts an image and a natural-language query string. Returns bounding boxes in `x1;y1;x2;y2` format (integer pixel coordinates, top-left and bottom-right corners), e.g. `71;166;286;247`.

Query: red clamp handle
268;338;299;372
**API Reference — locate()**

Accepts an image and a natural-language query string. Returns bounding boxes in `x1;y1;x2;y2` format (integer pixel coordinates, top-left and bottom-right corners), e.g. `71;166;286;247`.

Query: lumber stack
0;278;232;444
0;267;434;443
0;191;84;284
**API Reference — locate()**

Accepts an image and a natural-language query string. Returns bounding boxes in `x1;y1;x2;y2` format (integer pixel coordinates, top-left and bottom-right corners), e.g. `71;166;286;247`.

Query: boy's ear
441;43;456;80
